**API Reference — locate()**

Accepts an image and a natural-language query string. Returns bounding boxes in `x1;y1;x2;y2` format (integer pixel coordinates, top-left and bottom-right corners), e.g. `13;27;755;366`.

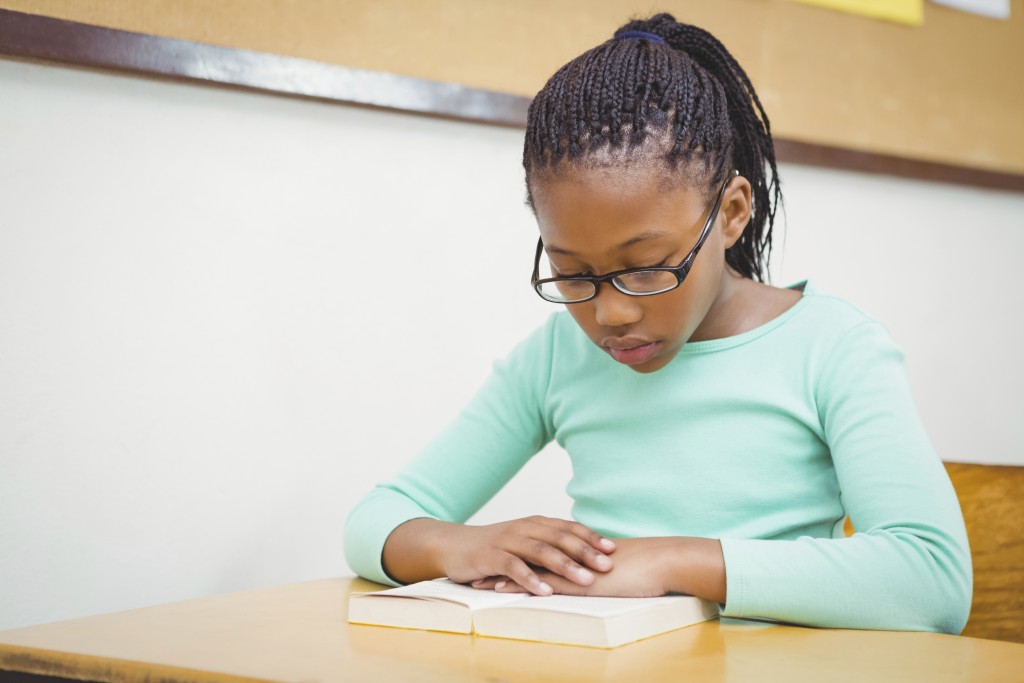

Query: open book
347;579;719;648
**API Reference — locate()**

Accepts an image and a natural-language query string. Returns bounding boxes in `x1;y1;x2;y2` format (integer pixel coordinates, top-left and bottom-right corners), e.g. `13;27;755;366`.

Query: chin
619;353;675;374
627;360;670;373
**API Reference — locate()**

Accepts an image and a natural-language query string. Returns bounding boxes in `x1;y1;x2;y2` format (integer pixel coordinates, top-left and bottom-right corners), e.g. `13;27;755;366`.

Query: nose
592;285;643;328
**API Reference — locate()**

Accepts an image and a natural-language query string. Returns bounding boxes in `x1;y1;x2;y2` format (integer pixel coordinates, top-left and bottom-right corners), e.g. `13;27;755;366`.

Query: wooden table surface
1;577;1022;683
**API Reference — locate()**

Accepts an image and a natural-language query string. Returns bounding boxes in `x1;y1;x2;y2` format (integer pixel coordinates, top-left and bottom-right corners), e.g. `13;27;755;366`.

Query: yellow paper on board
785;0;924;25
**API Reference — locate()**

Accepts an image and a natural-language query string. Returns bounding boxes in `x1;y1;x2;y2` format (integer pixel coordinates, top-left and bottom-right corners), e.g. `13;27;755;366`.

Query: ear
719;175;752;249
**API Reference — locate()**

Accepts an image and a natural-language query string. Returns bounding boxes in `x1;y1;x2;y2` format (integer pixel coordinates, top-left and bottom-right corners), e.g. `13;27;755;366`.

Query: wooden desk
1;578;1022;683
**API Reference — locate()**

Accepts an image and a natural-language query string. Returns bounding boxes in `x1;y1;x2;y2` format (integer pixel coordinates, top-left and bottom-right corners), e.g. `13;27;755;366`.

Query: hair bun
615;13;680;44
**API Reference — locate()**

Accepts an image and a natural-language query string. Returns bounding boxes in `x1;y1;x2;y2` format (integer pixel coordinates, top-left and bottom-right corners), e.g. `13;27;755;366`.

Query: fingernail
600;538;616;550
595;554;612;569
577;567;594;581
495;581;506;590
538;582;553;595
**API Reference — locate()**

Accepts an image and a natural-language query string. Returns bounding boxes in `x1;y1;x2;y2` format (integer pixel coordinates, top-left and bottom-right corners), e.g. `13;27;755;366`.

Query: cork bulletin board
2;0;1022;186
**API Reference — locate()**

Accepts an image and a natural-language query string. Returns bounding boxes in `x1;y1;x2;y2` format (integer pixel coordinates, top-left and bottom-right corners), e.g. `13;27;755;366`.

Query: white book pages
378;579;526;608
476;594;692;617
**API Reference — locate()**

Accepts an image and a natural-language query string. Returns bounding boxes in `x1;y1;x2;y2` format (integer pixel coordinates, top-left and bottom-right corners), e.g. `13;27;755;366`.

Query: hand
443;516;616;596
382;516;616;596
472;537;670;597
471;536;726;602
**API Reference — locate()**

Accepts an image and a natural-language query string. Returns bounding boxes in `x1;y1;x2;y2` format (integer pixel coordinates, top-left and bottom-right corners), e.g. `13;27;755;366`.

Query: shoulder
495;311;613;392
681;281;892;358
506;311;584;353
781;281;898;355
496;311;591;373
795;281;884;330
786;283;911;404
740;282;906;389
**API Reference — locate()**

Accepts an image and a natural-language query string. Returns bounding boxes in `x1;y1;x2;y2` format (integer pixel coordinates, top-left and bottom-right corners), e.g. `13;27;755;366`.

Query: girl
344;14;971;633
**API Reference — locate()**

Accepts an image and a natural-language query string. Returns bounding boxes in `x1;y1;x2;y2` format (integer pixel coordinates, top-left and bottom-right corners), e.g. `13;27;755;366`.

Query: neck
689;268;749;342
691;271;802;343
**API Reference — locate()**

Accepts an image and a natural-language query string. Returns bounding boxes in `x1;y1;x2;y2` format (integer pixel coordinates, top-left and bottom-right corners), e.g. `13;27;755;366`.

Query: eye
551;266;592;278
616;267;680;293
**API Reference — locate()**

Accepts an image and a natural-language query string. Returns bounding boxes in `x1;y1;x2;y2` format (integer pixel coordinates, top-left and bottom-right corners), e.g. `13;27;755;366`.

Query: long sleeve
343;318;557;585
719;321;972;633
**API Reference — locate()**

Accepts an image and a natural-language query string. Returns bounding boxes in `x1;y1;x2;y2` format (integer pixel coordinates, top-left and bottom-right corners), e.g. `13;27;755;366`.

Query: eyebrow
545;230;671;256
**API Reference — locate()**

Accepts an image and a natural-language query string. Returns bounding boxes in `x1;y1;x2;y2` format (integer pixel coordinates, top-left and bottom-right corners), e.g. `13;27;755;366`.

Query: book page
368;580;526;609
482;594;696;617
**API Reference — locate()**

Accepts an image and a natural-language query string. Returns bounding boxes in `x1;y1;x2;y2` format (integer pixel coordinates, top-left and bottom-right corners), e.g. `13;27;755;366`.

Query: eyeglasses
531;170;738;304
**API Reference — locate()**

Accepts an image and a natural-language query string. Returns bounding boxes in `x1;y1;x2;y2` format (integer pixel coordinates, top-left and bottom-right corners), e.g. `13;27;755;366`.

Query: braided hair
524;14;781;282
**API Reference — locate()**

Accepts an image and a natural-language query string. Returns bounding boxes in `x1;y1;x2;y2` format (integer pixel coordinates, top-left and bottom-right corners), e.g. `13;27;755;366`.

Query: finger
493;580;529;594
516;522;614;577
470;577;502;590
532;569;592;596
508;537;599;587
499;570;591;596
533;517;617;555
498;553;553;596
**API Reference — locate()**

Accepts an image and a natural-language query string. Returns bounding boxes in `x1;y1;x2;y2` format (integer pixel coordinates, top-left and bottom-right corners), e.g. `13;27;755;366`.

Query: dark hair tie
614;30;667;45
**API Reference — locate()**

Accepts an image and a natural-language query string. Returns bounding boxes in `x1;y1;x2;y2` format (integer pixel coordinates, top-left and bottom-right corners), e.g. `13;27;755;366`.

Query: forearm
719;531;971;633
381;518;457;584
344;487;447;586
661;537;727;604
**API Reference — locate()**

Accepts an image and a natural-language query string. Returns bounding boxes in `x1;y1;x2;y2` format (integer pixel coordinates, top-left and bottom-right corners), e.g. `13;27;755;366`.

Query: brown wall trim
2;8;1022;193
0;8;529;127
774;139;1024;194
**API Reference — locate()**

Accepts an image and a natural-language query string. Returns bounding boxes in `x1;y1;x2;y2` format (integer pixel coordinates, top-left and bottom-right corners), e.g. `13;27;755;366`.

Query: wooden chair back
842;462;1023;642
944;462;1024;643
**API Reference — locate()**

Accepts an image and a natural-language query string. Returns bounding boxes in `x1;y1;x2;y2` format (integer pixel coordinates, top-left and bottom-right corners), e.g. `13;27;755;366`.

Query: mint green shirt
344;283;971;634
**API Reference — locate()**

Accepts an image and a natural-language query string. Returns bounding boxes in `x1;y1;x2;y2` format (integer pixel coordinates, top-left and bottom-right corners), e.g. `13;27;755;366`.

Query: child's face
531;164;746;373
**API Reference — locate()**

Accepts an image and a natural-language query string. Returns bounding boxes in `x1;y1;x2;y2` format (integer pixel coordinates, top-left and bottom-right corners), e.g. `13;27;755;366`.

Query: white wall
768;167;1024;465
1;57;1021;630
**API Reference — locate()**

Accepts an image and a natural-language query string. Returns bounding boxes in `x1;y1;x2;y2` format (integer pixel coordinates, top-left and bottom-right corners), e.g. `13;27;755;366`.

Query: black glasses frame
531;170;739;304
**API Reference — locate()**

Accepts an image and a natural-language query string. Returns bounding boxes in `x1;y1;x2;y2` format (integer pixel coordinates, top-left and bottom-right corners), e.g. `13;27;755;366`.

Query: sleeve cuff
343;487;438;586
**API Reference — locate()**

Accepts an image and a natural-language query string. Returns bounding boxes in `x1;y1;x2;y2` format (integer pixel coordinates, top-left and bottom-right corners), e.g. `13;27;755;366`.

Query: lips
602;337;661;365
